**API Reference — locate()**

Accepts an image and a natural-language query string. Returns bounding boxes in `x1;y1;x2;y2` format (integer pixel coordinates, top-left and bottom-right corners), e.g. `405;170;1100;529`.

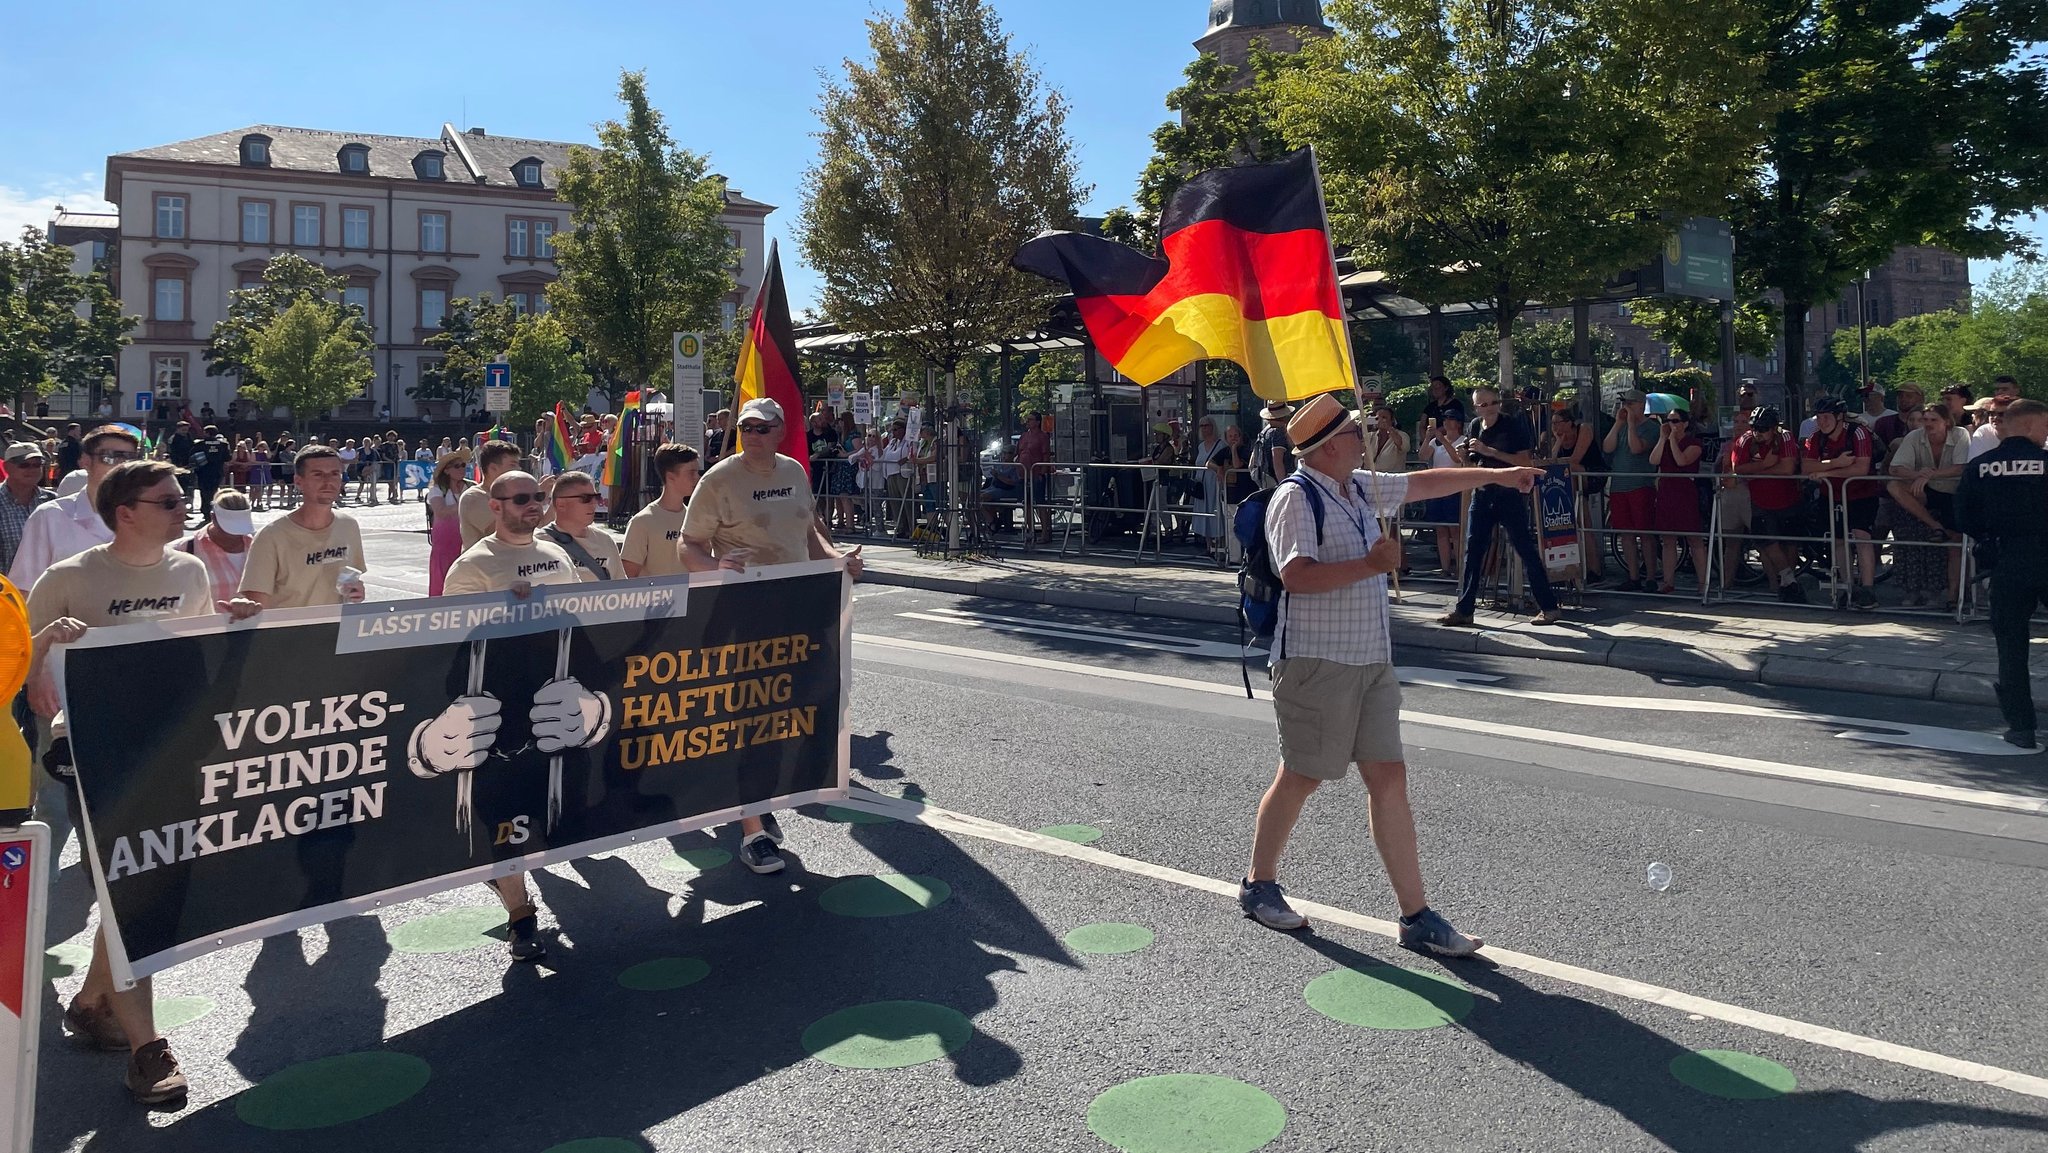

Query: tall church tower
1193;0;1331;73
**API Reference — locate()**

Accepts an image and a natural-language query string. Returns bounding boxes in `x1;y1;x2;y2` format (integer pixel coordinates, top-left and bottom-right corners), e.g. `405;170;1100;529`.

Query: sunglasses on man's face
496;492;548;507
739;421;781;435
94;451;141;466
127;496;185;512
554;492;599;504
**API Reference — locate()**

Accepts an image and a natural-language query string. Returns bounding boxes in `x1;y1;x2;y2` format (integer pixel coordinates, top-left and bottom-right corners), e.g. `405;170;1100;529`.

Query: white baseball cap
211;504;256;536
738;397;785;424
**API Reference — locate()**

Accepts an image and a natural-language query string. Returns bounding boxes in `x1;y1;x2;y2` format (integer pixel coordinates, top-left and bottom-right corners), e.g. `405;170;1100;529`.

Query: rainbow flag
546;402;575;473
600;391;642;487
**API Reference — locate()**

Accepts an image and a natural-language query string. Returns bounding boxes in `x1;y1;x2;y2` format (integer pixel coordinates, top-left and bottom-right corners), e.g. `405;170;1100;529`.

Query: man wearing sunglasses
228;446;367;614
460;440;525;550
621;443;700;578
27;459;213;1104
682;396;863;875
1438;386;1565;628
542;470;622;582
10;424;141;591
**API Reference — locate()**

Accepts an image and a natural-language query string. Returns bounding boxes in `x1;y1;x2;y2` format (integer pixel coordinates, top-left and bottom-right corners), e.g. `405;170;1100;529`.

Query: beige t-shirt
28;545;214;631
622;502;690;577
681;454;816;566
239;512;366;608
458;485;496;550
541;525;623;583
442;536;580;596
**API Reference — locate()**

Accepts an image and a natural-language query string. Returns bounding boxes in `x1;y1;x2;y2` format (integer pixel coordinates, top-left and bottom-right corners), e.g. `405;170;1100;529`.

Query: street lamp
1854;269;1872;391
390;361;405;417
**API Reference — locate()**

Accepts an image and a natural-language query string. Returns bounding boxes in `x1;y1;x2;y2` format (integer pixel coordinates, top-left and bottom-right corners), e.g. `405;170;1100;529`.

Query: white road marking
853;633;2048;816
831;788;2048;1102
898;607;1259;661
893;607;2027;758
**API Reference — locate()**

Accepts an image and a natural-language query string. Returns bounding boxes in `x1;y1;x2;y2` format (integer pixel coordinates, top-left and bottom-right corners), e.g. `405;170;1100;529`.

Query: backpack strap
1272;474;1328;664
541;526;612;581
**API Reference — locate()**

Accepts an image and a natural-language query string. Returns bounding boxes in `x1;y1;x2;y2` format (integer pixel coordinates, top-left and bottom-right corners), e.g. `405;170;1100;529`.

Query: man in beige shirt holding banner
681;396;862;874
233;446;367;611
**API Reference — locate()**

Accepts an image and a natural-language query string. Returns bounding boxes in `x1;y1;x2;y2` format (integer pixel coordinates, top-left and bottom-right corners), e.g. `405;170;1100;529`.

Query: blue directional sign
485;363;511;390
484;363;512;413
134;391;154;413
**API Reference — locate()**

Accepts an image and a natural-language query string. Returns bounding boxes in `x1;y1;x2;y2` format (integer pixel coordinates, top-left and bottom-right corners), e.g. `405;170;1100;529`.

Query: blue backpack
1234;474;1327;694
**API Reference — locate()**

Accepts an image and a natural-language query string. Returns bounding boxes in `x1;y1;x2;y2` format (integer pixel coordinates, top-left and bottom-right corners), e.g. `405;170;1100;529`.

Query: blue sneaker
1238;878;1307;931
759;811;785;845
739;833;785;875
1398;907;1483;957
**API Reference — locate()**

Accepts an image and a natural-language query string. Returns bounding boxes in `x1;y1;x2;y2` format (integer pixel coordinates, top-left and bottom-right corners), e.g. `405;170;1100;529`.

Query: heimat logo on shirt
752;486;794;501
517;559;564;577
304;546;352;566
106;594;186;616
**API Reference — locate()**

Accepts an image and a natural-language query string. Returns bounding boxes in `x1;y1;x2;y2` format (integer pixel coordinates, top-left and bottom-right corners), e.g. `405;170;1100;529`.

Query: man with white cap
1251;400;1296;489
1240;392;1542;955
681;396;863;875
0;441;56;575
175;488;255;609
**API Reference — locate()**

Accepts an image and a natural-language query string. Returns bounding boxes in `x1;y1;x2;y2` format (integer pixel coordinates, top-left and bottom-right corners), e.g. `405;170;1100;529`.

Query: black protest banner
62;565;849;981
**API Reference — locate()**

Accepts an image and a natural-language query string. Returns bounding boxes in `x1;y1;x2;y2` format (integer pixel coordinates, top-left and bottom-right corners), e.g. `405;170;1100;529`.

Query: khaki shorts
1271;658;1404;780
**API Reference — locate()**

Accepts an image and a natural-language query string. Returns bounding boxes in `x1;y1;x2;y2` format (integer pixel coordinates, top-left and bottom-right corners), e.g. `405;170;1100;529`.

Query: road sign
1655;217;1735;301
484;363;512;413
134;391;153;413
672;333;705;392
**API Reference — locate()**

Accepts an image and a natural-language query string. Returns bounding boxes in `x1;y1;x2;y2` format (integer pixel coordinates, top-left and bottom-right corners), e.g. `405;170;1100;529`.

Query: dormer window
338;144;370;175
413;150;445;181
515;159;543;188
240;134;272;166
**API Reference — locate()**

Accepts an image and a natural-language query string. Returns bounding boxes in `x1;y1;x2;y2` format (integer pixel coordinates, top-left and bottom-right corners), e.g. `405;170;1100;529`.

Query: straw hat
1285;393;1356;455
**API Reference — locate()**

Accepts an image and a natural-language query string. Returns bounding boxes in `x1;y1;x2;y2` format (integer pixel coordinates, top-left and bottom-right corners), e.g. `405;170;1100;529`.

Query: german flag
1013;149;1353;402
734;239;810;478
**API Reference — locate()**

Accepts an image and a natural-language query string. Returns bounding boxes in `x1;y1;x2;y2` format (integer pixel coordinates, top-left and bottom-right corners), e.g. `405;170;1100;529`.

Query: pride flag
546;402;575;473
601;391;642;487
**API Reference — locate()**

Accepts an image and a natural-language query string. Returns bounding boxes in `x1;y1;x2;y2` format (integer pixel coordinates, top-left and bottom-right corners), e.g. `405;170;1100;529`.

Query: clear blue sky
0;0;2036;309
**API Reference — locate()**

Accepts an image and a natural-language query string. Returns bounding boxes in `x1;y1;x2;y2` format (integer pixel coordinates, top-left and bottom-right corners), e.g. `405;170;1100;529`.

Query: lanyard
1302;472;1373;546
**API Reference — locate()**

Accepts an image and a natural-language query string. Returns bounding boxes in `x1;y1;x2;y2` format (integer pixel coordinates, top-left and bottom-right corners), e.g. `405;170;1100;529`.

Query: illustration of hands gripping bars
405;630;613;845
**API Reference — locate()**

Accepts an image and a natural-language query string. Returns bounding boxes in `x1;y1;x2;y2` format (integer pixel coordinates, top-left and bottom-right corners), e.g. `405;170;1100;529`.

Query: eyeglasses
495;492;549;507
93;451;141;465
127;496;185;511
555;492;598;504
1474;401;1500;410
738;421;781;435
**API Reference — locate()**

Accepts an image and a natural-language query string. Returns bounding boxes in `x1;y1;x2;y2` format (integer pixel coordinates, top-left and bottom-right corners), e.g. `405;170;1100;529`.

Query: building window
1941;258;1956;276
343;285;371;324
534;219;554;258
238;275;262;292
240;136;270;166
342;207;371;249
241;201;272;244
517;161;542;187
414;151;445;180
154;194;186;239
507;219;528;258
506;292;529;314
339;145;369;174
152;355;186;400
153;277;185;322
419;212;448;253
91;240;108;263
721;300;737;330
1765;356;1780;375
293;204;322;247
1905;257;1921;274
534;291;549;314
1836;300;1850;324
419;288;448;329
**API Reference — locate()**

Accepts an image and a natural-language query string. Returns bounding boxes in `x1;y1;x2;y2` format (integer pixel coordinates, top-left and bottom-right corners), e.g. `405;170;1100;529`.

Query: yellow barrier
0;576;29;820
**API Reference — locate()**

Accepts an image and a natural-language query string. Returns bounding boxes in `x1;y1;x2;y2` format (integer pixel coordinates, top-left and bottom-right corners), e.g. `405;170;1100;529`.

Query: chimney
467;127;487;137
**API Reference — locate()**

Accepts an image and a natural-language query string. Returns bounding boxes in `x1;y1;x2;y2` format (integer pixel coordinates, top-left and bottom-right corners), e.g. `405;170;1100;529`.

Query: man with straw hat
1240;392;1544;953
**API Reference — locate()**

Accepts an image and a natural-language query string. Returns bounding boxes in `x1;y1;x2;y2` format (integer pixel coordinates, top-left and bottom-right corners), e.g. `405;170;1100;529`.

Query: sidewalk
859;542;2048;709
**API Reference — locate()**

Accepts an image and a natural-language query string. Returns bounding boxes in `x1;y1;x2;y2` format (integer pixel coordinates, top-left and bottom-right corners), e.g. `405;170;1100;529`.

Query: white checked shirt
1266;463;1409;667
9;489;112;591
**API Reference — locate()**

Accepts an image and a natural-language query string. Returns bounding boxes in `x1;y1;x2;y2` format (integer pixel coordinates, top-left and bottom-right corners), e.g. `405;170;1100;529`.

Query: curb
865;564;2035;711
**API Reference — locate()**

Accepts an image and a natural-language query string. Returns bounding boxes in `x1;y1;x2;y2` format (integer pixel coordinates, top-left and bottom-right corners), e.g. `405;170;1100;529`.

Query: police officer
1955;397;2048;749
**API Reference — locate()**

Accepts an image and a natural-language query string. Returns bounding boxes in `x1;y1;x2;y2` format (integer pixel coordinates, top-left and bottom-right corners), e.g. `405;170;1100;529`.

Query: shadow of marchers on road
224;914;392;1079
852;729;902;780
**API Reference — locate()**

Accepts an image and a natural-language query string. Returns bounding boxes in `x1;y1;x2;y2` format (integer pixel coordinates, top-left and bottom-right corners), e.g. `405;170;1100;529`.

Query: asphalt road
27;507;2048;1152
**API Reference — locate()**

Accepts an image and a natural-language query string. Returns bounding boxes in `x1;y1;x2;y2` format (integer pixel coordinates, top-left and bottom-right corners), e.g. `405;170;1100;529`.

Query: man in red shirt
1732;406;1807;603
1016;412;1053;543
1803;397;1879;610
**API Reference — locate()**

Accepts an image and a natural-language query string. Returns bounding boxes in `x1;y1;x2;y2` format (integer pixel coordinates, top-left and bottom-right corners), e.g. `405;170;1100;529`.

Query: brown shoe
1437;610;1475;628
125;1039;189;1105
1531;608;1565;626
64;998;128;1052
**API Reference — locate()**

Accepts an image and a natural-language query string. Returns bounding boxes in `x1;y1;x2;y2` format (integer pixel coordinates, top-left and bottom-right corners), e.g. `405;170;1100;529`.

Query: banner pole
547;628;571;833
458;640;487;848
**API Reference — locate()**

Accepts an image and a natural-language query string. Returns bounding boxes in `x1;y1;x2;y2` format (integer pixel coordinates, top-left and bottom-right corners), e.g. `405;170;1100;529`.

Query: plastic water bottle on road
1646;862;1673;892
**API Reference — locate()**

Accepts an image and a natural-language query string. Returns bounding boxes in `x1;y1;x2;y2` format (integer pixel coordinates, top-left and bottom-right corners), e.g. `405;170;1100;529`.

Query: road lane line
898;607;2026;757
853;633;2048;817
831;788;2048;1102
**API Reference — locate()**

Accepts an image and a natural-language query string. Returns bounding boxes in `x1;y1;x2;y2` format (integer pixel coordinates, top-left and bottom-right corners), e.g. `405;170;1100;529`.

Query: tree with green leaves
1625;293;1778;365
549;70;734;394
1730;0;2048;406
414;295;518;416
1016;351;1080;421
0;227;135;408
505;313;590;427
1116;50;1300;250
243;295;374;431
203;253;355;394
799;0;1085;378
1826;266;2048;398
1272;0;1767;390
1446;318;1617;387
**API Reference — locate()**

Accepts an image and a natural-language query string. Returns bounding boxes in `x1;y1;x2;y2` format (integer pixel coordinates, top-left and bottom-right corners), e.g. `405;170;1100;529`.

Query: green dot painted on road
617;957;710;992
43;941;91;982
1304;965;1474;1031
1670;1050;1796;1100
657;847;733;875
542;1141;646;1153
1086;1074;1287;1153
1037;823;1103;844
1065;923;1155;955
154;995;217;1031
236;1051;431;1130
801;1000;971;1069
388;906;505;954
818;874;951;918
821;805;892;825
